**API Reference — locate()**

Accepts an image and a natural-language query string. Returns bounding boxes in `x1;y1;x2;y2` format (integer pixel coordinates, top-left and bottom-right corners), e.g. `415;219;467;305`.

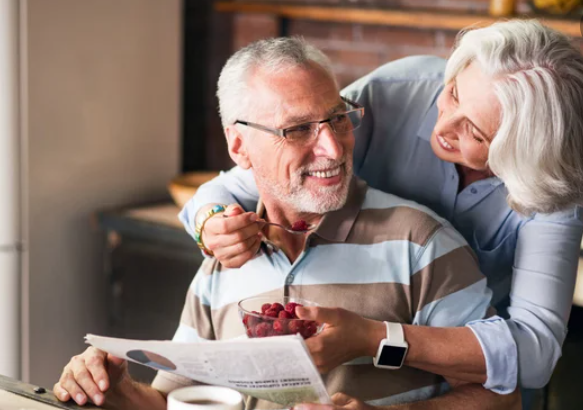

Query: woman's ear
225;126;252;169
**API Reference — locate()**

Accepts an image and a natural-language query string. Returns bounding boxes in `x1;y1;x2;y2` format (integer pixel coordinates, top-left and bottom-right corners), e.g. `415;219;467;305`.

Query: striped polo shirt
152;177;493;407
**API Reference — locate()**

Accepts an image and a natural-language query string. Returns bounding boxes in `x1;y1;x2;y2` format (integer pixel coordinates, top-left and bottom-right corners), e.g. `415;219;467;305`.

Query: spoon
262;219;316;235
222;214;315;235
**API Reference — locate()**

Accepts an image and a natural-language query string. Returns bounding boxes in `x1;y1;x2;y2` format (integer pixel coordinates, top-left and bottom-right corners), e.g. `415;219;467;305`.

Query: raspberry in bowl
238;296;324;339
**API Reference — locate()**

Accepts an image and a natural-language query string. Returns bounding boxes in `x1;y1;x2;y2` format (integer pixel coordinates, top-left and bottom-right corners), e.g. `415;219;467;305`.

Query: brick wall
232;14;458;87
193;0;581;170
229;0;535;88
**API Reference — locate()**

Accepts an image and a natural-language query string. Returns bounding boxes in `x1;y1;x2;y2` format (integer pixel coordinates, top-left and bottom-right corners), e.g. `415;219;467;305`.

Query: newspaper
85;334;331;407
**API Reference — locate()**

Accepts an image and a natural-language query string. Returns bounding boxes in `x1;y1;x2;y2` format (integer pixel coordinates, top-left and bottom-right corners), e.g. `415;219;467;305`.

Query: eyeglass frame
233;96;365;140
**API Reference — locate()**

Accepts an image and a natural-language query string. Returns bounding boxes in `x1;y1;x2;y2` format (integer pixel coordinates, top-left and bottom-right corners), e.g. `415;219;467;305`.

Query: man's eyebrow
283;100;346;127
455;80;492;143
328;101;346;114
283;113;313;126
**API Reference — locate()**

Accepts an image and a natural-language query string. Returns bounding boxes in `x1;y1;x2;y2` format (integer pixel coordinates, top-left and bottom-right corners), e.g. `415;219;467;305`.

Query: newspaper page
85;334;331;407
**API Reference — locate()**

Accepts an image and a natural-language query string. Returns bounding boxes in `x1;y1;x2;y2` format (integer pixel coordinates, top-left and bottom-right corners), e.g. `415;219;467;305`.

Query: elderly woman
181;19;583;406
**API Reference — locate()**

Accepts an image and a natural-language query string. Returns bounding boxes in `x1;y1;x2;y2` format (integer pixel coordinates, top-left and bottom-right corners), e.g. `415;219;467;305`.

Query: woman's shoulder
529;206;583;225
342;55;446;98
360;55;446;83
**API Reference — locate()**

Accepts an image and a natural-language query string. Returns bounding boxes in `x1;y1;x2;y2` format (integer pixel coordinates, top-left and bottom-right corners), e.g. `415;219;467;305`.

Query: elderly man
53;38;519;409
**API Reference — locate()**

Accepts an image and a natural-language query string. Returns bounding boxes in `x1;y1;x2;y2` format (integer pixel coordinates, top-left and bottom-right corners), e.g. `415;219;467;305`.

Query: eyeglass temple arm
341;96;364;109
234;120;285;138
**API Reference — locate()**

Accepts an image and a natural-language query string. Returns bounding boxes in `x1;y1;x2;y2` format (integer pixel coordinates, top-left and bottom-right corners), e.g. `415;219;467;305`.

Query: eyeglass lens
285;110;362;142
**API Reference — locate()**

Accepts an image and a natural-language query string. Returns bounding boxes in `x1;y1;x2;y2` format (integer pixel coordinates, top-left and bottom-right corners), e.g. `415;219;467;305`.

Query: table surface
95;202;195;249
0;374;99;410
0;389;65;409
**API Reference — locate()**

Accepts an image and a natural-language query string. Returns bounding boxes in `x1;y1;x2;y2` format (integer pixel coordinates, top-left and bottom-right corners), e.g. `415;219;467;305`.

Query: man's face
238;63;354;214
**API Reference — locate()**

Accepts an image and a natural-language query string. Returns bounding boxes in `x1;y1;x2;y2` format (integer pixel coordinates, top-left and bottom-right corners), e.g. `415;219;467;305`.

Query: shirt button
470;187;478;194
285;275;294;285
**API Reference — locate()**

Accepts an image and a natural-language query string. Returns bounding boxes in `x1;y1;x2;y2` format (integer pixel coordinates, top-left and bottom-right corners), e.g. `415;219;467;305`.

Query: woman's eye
472;131;484;144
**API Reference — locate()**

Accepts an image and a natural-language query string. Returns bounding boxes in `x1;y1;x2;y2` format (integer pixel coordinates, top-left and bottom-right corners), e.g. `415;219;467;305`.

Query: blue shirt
179;56;583;394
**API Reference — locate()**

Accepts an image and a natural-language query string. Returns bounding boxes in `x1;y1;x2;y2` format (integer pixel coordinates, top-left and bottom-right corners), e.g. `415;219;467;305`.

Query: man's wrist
104;376;136;410
107;378;165;410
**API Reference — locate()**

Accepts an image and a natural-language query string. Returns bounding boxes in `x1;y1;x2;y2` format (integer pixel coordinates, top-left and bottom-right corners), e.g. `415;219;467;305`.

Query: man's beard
254;158;353;214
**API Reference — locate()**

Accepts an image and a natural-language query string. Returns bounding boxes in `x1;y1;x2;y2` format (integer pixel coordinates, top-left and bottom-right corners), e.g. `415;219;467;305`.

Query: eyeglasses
234;96;365;144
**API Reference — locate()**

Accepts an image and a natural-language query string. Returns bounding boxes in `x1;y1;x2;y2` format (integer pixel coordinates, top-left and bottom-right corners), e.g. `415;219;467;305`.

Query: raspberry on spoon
291;220;309;232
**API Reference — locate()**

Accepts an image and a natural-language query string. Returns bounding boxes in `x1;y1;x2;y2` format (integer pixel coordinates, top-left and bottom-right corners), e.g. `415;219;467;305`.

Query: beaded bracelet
194;204;226;256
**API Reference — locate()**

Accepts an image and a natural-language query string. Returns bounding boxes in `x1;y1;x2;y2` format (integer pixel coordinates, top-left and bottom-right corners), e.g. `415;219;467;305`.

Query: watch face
378;345;407;367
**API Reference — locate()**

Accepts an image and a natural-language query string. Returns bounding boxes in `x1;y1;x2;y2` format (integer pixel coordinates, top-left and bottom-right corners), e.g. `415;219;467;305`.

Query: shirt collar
417;101;438;142
482;176;504;187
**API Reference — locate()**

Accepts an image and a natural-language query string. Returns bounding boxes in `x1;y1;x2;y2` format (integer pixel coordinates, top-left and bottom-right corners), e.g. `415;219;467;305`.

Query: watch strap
385;321;405;344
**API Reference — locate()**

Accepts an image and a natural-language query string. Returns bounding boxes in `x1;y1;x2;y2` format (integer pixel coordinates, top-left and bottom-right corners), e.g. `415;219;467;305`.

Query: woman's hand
293;393;375;410
201;204;263;268
297;306;386;374
53;347;129;406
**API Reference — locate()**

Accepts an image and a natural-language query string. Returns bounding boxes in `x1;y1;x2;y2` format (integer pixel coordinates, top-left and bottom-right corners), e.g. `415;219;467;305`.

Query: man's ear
225;126;252;169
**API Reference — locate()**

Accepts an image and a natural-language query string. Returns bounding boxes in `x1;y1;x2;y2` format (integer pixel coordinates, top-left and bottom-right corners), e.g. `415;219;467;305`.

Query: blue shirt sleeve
178;167;259;241
467;207;583;392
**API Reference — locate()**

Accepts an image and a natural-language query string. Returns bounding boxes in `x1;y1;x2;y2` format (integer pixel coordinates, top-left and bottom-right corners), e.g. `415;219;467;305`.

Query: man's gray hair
445;20;583;214
217;37;337;128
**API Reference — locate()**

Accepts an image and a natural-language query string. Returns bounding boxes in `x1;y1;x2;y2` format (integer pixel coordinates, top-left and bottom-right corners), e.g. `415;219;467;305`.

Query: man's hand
297;306;386;374
53;347;129;406
293;393;374;410
201;204;263;268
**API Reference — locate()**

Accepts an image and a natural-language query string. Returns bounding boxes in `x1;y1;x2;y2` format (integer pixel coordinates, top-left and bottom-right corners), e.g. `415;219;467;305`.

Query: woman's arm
402;325;487;384
179;166;259;239
386;382;521;410
469;208;583;390
401;208;583;392
293;385;521;410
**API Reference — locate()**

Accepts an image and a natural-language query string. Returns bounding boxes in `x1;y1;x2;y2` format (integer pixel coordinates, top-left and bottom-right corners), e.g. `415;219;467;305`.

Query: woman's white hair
445;20;583;214
216;37;337;129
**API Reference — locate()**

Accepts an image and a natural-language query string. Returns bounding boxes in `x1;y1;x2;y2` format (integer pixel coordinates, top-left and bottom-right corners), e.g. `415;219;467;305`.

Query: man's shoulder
354;187;452;248
362;186;448;226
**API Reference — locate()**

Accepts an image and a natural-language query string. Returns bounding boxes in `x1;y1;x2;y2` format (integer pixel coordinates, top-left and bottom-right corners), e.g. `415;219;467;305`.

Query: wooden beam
214;1;582;37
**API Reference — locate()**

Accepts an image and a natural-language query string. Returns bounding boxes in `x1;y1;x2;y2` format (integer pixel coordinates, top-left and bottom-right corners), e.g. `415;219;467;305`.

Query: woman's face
431;62;501;171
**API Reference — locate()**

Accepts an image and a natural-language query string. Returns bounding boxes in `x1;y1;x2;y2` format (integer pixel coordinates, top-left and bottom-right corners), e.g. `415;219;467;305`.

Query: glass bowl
238;296;324;339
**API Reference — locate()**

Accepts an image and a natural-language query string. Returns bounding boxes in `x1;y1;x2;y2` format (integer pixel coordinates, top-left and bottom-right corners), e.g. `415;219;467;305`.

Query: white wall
22;0;181;386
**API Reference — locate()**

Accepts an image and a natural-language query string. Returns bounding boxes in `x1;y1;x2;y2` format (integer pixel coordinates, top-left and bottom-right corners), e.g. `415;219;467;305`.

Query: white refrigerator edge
0;0;22;379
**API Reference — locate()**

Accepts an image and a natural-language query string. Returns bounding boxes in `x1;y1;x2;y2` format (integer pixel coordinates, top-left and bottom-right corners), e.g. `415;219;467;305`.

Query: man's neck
261;200;323;264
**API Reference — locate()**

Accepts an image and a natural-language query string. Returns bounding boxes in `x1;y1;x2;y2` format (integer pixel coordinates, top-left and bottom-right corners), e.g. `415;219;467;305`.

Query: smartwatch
373;322;408;369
